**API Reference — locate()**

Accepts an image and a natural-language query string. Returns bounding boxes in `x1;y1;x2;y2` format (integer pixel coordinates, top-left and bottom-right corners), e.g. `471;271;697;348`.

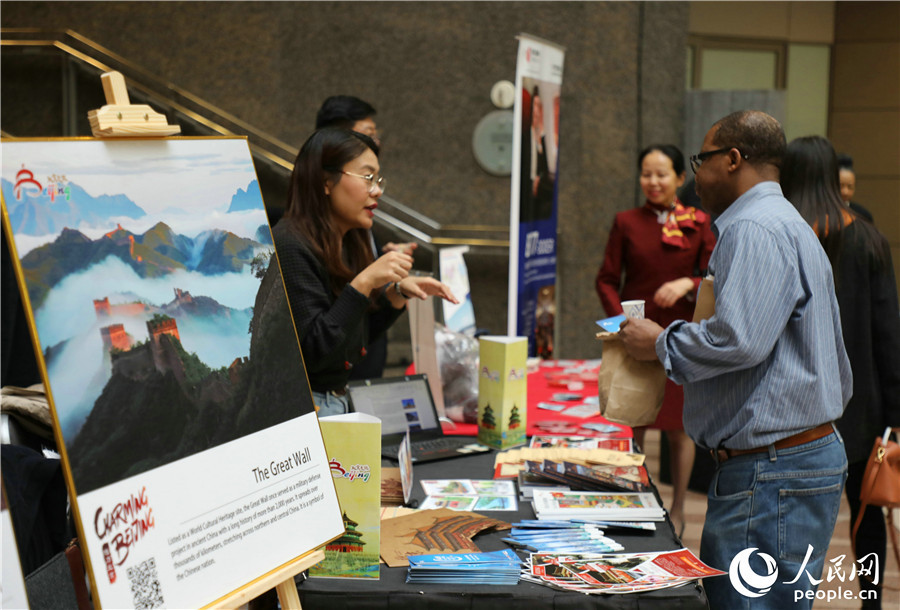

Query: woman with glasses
270;128;457;416
782;136;900;608
595;144;716;537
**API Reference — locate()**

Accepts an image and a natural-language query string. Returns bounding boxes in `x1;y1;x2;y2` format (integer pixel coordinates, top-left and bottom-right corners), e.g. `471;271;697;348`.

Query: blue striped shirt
656;182;852;450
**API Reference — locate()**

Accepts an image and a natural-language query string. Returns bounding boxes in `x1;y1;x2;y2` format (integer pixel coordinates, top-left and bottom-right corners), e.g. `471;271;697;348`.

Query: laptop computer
347;374;490;463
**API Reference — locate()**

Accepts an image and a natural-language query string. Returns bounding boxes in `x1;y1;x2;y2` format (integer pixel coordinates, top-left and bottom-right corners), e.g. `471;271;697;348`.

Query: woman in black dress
782;135;900;608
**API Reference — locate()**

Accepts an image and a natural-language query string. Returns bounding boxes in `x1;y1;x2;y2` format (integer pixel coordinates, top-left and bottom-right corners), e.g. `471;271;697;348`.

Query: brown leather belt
712;422;834;463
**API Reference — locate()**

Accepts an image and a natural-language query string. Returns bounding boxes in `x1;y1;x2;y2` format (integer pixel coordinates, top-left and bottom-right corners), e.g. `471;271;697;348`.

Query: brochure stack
531;490;664;522
407;549;521;585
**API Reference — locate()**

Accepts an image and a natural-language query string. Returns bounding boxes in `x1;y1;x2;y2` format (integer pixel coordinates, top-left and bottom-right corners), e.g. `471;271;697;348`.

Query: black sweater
271;220;404;392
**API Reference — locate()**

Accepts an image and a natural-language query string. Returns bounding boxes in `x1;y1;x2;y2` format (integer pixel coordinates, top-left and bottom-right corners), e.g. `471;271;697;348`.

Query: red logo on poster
13;166;42;200
13;165;72;201
102;542;116;583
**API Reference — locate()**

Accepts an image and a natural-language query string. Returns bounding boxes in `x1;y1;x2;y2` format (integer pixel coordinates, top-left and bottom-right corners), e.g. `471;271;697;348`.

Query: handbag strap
850;499;868;564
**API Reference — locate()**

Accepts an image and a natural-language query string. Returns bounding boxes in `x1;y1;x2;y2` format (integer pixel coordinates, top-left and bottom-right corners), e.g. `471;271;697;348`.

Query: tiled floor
642;429;899;609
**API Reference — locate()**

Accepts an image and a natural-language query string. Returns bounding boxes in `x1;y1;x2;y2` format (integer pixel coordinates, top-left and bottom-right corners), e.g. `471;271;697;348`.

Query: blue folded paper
596;314;626;333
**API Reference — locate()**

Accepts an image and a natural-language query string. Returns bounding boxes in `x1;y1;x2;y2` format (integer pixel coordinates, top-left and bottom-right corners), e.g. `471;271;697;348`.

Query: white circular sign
490;80;516;109
472;110;514;176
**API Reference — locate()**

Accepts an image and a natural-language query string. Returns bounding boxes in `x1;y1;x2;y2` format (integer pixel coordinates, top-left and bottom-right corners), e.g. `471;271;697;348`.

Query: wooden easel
88;71;181;136
206;549;325;609
86;71;322;610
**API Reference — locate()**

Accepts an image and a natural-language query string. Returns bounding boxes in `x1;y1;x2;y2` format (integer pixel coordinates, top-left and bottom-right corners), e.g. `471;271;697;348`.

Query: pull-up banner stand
508;34;565;358
1;73;341;609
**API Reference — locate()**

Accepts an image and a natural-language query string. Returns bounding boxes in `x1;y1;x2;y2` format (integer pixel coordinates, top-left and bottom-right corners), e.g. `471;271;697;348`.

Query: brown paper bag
692;276;715;323
596;331;666;427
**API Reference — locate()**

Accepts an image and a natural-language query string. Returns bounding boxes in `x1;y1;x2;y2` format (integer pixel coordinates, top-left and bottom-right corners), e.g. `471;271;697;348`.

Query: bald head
712;110;785;175
693;111;786;215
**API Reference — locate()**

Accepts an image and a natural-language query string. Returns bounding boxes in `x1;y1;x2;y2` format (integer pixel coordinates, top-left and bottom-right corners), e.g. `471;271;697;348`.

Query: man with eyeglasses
619;110;851;609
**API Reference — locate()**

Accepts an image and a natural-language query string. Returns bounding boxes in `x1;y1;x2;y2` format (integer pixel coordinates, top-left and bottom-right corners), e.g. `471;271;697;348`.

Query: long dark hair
283;128;380;295
781;135;889;274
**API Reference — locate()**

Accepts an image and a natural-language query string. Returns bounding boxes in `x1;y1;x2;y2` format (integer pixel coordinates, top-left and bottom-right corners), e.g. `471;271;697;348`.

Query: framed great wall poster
1;137;344;608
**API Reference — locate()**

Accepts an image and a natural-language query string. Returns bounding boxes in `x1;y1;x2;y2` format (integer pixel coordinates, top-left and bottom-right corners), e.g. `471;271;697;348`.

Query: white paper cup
621;299;645;319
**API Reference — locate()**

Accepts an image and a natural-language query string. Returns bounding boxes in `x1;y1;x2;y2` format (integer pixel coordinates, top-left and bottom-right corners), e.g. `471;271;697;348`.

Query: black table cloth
297;448;709;609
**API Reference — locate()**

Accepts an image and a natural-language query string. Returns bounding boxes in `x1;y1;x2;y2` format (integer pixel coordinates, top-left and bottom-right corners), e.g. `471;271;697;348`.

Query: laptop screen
346;374;441;437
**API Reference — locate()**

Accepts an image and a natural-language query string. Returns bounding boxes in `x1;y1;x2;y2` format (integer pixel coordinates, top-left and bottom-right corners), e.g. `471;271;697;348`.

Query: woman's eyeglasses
341;171;386;194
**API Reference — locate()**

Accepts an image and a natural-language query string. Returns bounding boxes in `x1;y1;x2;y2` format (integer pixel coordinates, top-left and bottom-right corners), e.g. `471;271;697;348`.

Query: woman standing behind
837;152;875;222
271;128;457;416
595;144;716;536
782;136;900;608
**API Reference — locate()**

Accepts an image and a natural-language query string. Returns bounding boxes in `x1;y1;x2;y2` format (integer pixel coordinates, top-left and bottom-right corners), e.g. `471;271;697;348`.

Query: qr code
127;557;165;609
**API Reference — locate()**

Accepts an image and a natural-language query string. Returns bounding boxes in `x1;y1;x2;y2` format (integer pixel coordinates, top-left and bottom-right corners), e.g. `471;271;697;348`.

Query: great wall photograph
3;139;317;494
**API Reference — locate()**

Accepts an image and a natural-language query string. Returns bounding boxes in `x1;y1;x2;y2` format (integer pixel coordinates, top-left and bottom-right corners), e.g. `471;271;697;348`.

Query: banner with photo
1;137;344;608
507;34;565;358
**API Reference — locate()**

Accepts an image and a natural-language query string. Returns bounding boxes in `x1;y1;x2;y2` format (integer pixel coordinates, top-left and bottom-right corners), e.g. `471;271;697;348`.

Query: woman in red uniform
595;144;716;536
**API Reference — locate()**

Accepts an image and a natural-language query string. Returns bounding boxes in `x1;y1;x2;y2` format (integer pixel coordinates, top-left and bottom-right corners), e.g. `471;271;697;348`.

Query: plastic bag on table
435;324;479;424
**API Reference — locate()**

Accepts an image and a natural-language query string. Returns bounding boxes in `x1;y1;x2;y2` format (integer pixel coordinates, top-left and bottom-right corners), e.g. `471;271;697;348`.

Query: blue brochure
406;549;521;585
408;549;519;566
596;314;626;333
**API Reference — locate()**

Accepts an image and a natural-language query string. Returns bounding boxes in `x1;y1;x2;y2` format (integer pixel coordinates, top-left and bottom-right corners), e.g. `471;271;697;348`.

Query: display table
423;361;634;441
296;451;709;609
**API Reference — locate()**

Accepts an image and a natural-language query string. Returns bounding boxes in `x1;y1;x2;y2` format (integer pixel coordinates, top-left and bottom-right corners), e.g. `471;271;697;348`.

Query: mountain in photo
1;178;146;236
190;228;261;274
255;224;273;246
19;222;264;309
66;271;315;493
226;180;262;213
46;285;254;442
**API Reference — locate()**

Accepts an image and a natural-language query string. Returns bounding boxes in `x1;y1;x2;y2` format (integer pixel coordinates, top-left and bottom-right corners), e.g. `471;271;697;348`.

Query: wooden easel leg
209;549;323;609
275;578;302;610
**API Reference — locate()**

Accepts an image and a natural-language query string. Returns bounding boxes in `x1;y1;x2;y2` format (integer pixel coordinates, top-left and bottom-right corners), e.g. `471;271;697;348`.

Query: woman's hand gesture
400;276;459;303
385;275;459;309
350;251;413;297
382;242;418;256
